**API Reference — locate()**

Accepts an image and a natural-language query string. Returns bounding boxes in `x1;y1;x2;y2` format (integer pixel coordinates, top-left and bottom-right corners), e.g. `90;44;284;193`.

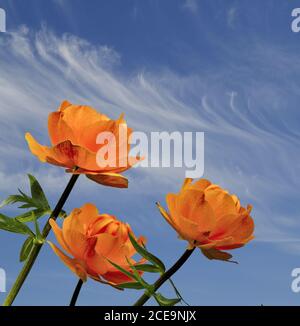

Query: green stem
69;279;83;306
133;247;195;306
168;278;189;306
3;173;80;306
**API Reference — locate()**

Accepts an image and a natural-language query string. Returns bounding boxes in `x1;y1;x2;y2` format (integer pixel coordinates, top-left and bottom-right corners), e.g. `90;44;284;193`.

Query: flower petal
209;214;240;240
79;120;118;152
59;100;72;111
48;111;76;146
48;241;87;282
205;188;237;219
86;173;128;188
76;203;99;234
53;141;101;170
177;189;216;232
157;202;176;227
94;233;119;257
165;194;180;223
230;214;255;244
89;214;116;236
102;270;135;285
86;252;109;275
25;133;49;162
62;208;88;259
61;103;109;139
162;197;213;245
49;219;71;254
200;247;233;262
187;179;211;191
180;178;193;191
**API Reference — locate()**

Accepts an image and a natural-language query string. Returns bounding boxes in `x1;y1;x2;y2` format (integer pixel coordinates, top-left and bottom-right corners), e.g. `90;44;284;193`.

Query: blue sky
0;0;300;305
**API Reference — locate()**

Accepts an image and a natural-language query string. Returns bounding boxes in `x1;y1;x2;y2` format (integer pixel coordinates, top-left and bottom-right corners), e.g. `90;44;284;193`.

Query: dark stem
3;173;80;306
70;279;83;306
133;247;195;306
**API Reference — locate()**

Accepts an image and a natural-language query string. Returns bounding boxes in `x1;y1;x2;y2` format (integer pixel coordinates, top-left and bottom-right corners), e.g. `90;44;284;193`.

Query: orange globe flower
25;101;140;188
49;203;146;285
157;178;254;262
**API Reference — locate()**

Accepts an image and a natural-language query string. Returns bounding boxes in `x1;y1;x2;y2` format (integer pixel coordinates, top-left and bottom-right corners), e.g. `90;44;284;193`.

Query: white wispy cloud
227;7;237;28
0;26;299;250
182;0;199;14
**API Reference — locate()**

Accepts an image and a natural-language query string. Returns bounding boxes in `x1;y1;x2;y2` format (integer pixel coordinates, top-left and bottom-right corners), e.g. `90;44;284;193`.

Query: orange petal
25;134;68;168
94;233;119;257
157;202;172;223
187;179;211;191
205;188;237;219
159;198;210;245
177;189;216;232
167;209;202;243
198;241;218;250
75;203;99;233
177;188;204;216
58;100;72;111
25;133;49;162
48;241;87;282
48;111;76;146
166;193;180;224
53;141;100;170
102;270;135;285
210;236;235;248
79;120;117;152
176;214;210;244
49;219;71;254
86;173;128;188
231;194;241;211
180;178;193;191
209;214;241;240
66;159;138;174
89;214;116;236
216;243;245;250
62;208;88;259
86;252;109;275
229;214;255;244
106;242;132;267
61;104;109;140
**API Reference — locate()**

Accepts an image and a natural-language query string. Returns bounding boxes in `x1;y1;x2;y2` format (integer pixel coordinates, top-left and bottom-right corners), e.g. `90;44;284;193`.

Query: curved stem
133;247;195;306
70;279;83;306
3;173;80;306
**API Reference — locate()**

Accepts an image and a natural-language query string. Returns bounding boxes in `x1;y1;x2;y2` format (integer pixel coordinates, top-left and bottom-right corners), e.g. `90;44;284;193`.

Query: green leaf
124;257;149;289
0;175;50;213
27;174;50;209
200;248;237;263
134;264;161;273
154;293;181;306
15;208;49;223
58;210;68;219
0;195;24;208
108;259;139;283
20;236;34;262
128;233;166;272
0;214;34;236
33;212;42;240
17;188;34;207
168;278;189;306
0;175;51;227
117;282;145;290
